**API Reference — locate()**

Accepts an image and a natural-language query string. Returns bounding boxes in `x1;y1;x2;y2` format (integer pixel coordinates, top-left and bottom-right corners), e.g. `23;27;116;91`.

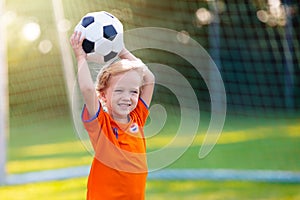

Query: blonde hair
95;59;145;97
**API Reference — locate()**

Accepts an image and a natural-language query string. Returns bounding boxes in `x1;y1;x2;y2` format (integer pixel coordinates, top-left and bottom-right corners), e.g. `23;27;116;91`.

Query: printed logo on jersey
129;123;139;133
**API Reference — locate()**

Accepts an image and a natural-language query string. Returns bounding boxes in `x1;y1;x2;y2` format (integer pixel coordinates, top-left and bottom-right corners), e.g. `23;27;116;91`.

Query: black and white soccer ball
75;11;124;63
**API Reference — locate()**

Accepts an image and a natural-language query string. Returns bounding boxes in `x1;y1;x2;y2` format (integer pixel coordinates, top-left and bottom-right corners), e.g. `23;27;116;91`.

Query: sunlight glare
39;39;53;54
22;22;41;41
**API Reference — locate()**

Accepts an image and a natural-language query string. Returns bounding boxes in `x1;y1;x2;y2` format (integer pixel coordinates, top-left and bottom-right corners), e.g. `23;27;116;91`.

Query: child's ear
100;91;107;102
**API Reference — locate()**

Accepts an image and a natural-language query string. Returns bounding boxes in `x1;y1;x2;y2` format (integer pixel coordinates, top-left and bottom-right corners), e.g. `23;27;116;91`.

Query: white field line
4;166;300;185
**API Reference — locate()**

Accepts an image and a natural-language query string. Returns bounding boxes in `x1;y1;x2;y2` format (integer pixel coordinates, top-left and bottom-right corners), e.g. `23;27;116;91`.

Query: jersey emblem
129;123;139;133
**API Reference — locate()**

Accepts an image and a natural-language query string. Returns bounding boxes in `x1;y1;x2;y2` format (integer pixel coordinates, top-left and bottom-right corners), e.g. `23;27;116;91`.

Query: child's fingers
70;31;85;48
76;32;85;45
70;32;78;46
78;33;86;45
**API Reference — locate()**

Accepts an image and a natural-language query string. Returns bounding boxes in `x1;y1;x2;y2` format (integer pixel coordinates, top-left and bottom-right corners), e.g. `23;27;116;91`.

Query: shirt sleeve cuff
81;101;101;123
139;97;149;110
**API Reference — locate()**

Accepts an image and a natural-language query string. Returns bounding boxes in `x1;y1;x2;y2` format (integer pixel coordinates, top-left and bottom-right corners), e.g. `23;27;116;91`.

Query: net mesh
217;1;300;116
6;1;300;126
6;0;69;126
62;0;300;118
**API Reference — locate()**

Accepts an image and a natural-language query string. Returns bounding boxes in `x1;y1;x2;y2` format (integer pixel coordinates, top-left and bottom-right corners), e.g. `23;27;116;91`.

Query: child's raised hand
70;31;87;61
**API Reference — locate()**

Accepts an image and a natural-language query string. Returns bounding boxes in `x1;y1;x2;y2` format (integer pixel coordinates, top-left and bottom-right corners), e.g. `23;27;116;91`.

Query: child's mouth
118;103;131;109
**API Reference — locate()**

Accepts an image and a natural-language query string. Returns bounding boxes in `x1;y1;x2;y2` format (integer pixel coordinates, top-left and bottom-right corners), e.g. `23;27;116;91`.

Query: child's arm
70;31;99;117
119;49;155;107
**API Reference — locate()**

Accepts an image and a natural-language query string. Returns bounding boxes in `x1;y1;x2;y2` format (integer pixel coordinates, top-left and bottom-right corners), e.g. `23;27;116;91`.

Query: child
70;31;155;200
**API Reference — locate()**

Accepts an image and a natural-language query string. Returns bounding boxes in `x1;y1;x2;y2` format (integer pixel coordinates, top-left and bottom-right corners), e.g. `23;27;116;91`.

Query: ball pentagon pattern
75;11;124;63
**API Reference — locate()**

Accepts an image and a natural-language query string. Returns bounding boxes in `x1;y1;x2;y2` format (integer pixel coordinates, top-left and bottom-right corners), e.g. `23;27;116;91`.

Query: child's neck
113;115;130;124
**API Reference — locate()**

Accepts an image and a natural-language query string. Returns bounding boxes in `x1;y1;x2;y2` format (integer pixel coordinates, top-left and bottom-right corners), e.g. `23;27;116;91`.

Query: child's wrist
76;54;87;62
77;57;87;67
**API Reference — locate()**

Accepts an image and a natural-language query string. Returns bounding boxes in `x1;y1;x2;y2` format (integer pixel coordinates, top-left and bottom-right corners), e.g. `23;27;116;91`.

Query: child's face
103;70;142;122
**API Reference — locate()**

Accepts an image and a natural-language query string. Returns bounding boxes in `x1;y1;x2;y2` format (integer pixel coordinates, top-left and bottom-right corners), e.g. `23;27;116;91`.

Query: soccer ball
75;11;124;63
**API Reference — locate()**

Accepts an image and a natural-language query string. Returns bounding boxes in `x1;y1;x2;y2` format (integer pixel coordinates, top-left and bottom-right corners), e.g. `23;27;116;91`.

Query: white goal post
0;0;8;185
51;0;76;109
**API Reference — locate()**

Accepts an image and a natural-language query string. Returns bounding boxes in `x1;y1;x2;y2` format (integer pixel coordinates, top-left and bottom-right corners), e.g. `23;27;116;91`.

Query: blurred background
0;0;300;199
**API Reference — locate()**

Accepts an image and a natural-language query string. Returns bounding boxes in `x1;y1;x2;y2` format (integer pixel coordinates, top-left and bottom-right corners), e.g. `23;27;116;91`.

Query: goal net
62;0;300;117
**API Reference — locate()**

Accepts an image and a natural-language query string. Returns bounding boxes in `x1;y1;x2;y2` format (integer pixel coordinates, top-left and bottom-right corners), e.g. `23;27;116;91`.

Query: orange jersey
82;98;149;200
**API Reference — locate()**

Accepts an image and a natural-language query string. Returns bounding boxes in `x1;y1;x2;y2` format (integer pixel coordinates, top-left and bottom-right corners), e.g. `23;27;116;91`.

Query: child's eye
131;90;138;94
114;89;123;93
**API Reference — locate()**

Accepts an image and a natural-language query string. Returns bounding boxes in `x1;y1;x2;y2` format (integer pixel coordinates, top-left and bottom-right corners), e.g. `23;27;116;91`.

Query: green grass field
1;113;299;199
1;178;300;200
7;113;300;174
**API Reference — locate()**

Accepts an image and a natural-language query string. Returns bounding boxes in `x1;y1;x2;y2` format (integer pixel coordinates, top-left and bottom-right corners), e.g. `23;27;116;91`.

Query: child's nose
122;92;131;100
